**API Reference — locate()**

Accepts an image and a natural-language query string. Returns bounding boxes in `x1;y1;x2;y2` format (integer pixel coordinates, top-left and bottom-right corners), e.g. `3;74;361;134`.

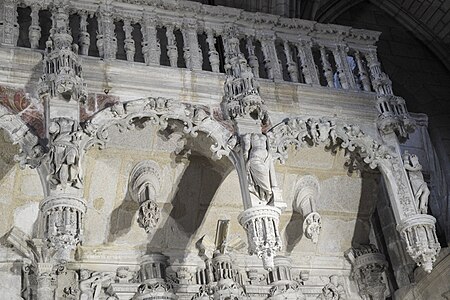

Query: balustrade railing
1;0;382;93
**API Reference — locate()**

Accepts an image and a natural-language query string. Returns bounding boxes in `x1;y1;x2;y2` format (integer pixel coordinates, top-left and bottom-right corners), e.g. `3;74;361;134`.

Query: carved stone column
123;18;135;62
377;133;441;272
165;24;178;67
258;32;282;81
283;40;299;82
222;26;283;270
97;1;117;59
346;245;388;300
295;40;319;85
354;51;371;92
246;37;259;78
28;3;41;49
129;160;161;233
182;18;202;70
141;12;160;65
37;263;57;300
79;12;90;56
0;0;19;45
206;29;220;73
319;46;334;88
331;45;356;89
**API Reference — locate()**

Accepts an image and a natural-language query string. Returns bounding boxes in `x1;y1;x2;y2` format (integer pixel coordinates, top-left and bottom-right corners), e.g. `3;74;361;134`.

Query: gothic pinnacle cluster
222;25;268;126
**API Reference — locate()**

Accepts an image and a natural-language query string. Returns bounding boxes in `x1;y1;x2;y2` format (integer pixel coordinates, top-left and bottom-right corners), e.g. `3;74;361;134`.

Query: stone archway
267;116;441;272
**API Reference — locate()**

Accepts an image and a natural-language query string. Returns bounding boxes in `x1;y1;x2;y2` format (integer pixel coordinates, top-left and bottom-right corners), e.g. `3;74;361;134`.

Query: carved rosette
129;161;162;233
347;245;388;300
40;195;86;262
238;206;282;270
397;214;441;273
303;212;322;244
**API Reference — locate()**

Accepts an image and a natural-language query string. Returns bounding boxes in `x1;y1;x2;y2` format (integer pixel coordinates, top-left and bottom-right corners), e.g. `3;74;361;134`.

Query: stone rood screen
0;0;443;299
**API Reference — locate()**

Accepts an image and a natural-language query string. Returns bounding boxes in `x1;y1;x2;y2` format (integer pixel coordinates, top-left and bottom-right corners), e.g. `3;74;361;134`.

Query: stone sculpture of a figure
243;133;277;204
48;118;83;189
317;275;346;300
403;151;430;214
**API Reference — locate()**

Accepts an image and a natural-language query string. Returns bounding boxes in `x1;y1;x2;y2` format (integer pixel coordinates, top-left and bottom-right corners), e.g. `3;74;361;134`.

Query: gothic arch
85;97;234;161
268;116;441;271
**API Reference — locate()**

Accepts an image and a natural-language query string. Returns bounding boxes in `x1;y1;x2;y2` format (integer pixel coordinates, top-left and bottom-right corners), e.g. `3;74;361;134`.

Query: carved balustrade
2;0;383;93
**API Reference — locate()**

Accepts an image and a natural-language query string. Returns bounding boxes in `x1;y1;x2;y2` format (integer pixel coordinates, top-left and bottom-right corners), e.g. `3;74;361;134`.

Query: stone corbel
293;175;321;244
129;160;162;234
346;244;388;300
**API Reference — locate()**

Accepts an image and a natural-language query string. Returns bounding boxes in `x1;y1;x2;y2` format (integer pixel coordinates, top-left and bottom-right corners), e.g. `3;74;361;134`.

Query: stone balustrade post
319;45;334;87
165;24;178;67
97;2;117;60
206;28;220;73
283;40;299;82
246;36;259;78
331;45;355;89
354;50;371;91
123;18;135;62
79;12;90;56
182;18;202;70
141;12;160;65
0;0;19;45
295;40;319;85
258;33;283;81
29;3;41;49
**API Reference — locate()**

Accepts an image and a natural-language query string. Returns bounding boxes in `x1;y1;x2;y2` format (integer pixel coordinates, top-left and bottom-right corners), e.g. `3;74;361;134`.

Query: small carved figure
243;133;278;203
48;118;83;189
317;275;346;300
403;151;430;214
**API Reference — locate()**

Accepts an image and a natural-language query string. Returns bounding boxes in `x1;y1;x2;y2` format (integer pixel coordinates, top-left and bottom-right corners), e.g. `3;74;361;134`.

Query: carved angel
402;151;429;214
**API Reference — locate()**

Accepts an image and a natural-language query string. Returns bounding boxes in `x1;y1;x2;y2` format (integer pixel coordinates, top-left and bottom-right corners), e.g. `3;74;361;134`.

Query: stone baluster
206;29;220;73
331;45;355;89
295;40;319;85
354;50;371;91
259;33;283;80
141;13;160;65
0;0;19;45
28;3;41;49
123;18;135;62
319;46;333;87
182;18;202;70
364;49;393;95
79;12;90;56
97;2;117;59
282;40;298;82
246;36;259;78
165;24;178;67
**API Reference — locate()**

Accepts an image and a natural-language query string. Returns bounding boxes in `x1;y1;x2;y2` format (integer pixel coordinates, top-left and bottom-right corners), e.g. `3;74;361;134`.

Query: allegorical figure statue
243;133;277;204
403;151;430;214
48;118;83;189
